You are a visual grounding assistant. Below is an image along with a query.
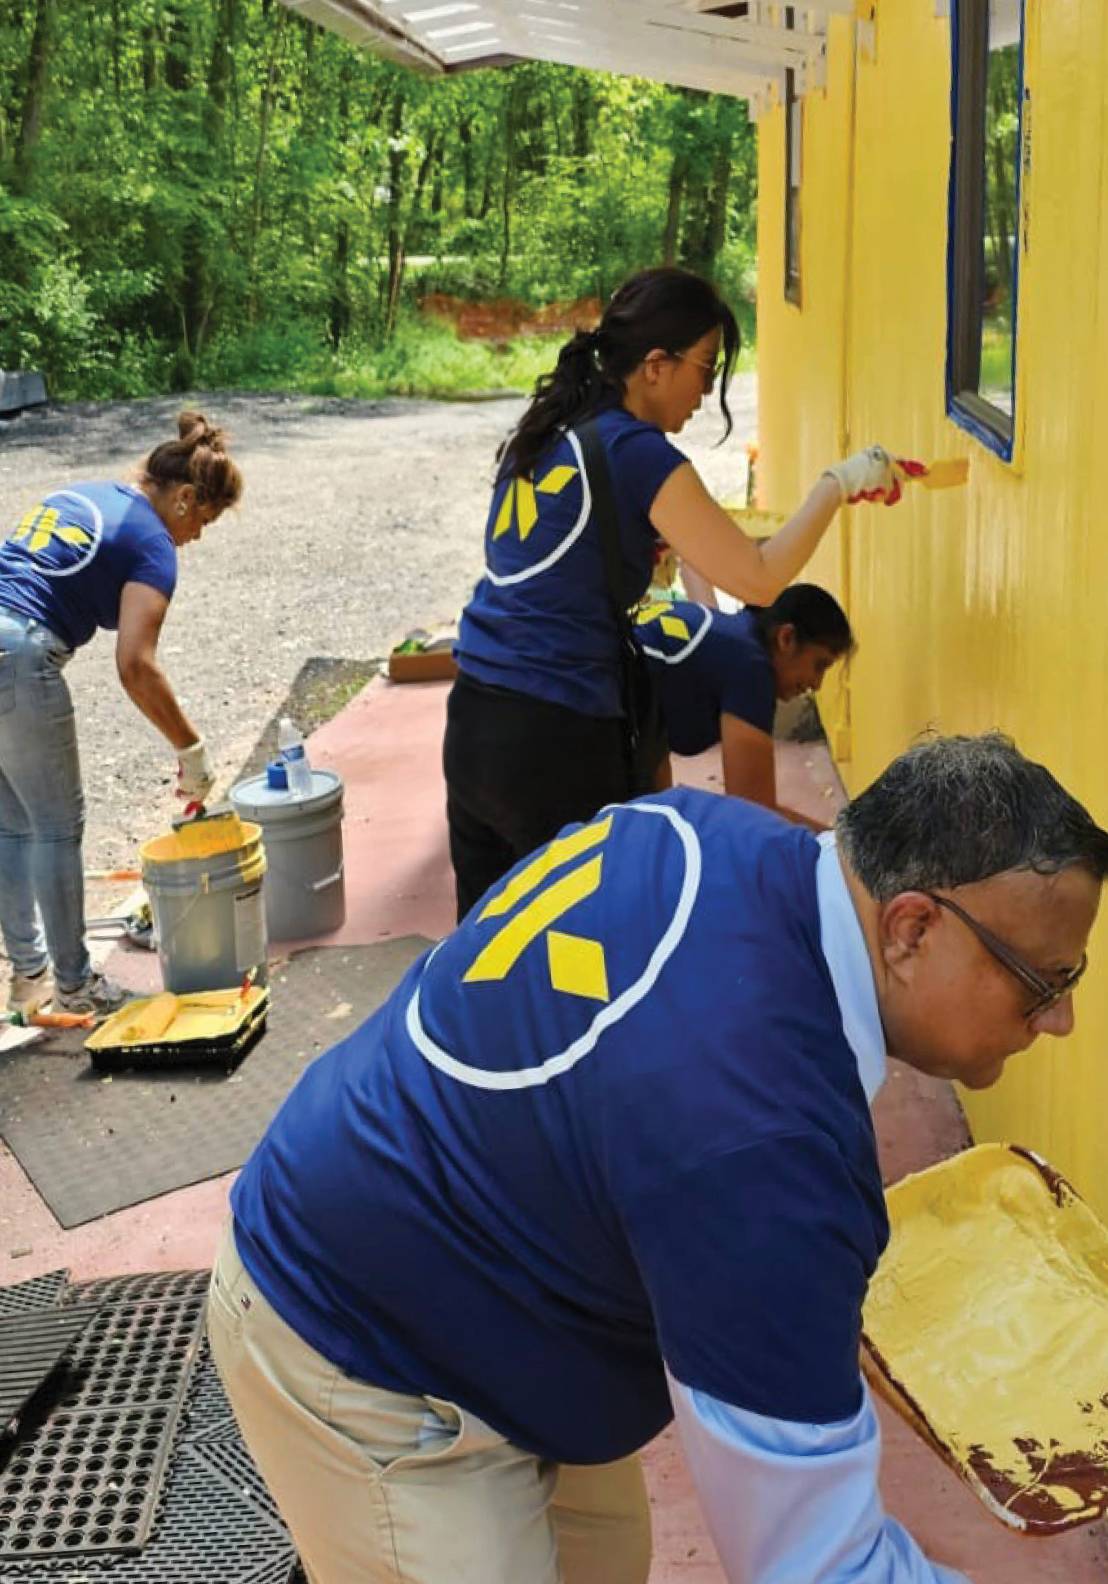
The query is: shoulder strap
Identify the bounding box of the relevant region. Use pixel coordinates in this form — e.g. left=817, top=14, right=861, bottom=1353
left=576, top=418, right=632, bottom=641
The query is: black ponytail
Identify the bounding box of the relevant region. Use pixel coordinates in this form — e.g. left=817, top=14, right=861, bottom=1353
left=747, top=584, right=855, bottom=656
left=498, top=266, right=741, bottom=479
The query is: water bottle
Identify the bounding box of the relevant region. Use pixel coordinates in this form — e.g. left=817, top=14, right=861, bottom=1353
left=276, top=716, right=313, bottom=798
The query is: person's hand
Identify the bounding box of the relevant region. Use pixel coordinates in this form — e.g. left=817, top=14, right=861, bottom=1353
left=823, top=445, right=901, bottom=506
left=177, top=739, right=215, bottom=804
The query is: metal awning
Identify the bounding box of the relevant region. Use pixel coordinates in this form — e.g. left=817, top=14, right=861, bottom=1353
left=279, top=1, right=858, bottom=106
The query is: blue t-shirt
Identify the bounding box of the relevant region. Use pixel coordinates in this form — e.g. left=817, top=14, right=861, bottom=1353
left=455, top=407, right=686, bottom=716
left=634, top=601, right=776, bottom=756
left=0, top=482, right=178, bottom=650
left=232, top=791, right=888, bottom=1465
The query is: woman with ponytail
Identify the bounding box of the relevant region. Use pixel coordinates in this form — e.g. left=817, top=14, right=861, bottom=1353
left=0, top=410, right=242, bottom=1016
left=445, top=266, right=899, bottom=918
left=635, top=583, right=854, bottom=830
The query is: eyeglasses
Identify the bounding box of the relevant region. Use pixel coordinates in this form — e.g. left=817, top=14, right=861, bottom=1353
left=672, top=351, right=722, bottom=393
left=922, top=891, right=1088, bottom=1019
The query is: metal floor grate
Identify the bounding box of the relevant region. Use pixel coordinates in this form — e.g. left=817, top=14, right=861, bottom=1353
left=0, top=1269, right=300, bottom=1583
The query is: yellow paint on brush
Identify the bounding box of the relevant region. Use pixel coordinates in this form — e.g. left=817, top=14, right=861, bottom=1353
left=917, top=457, right=969, bottom=490
left=863, top=1144, right=1108, bottom=1532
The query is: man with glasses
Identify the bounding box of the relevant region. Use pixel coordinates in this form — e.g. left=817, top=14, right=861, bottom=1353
left=210, top=732, right=1106, bottom=1584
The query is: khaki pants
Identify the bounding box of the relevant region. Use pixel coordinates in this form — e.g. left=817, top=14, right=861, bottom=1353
left=208, top=1225, right=652, bottom=1584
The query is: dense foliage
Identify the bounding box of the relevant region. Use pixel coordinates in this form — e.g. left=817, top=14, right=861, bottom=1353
left=0, top=0, right=757, bottom=400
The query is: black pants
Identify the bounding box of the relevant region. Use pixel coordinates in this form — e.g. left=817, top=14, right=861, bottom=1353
left=443, top=673, right=630, bottom=921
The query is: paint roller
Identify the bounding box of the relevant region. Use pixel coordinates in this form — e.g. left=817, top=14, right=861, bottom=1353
left=115, top=991, right=181, bottom=1045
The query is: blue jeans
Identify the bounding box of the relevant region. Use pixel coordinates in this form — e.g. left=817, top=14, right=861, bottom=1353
left=0, top=607, right=91, bottom=989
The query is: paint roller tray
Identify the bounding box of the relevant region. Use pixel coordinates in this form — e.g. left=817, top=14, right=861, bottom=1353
left=85, top=986, right=270, bottom=1072
left=862, top=1142, right=1108, bottom=1534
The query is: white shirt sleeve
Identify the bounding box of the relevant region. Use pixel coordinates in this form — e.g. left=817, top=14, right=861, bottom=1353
left=668, top=1371, right=971, bottom=1583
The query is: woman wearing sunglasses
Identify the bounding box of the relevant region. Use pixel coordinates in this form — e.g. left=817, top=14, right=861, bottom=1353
left=444, top=265, right=901, bottom=919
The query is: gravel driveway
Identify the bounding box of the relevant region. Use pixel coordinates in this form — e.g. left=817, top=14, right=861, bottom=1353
left=0, top=379, right=756, bottom=877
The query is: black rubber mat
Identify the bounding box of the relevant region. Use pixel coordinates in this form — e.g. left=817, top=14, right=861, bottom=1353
left=0, top=1307, right=98, bottom=1434
left=0, top=1268, right=300, bottom=1583
left=0, top=938, right=429, bottom=1229
left=0, top=1272, right=205, bottom=1564
left=0, top=1273, right=68, bottom=1321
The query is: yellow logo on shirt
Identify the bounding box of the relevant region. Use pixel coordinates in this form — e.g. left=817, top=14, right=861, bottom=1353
left=12, top=505, right=93, bottom=556
left=491, top=465, right=578, bottom=544
left=635, top=602, right=690, bottom=642
left=464, top=816, right=611, bottom=1001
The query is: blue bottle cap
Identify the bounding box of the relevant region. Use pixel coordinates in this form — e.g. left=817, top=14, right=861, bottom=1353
left=266, top=759, right=289, bottom=791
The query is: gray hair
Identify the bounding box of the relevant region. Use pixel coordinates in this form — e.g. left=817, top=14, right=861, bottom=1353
left=836, top=733, right=1108, bottom=902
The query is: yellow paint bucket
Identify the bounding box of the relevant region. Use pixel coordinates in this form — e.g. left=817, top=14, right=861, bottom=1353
left=140, top=812, right=268, bottom=993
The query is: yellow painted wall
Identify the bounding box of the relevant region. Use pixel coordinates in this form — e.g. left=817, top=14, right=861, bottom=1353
left=756, top=1, right=1108, bottom=1217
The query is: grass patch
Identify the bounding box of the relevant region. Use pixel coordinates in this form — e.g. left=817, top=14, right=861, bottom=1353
left=199, top=309, right=757, bottom=403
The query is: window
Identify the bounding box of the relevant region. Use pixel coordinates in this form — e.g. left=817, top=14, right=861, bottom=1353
left=947, top=0, right=1026, bottom=457
left=784, top=7, right=801, bottom=304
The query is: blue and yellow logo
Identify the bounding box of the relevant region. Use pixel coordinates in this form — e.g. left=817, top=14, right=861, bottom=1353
left=491, top=464, right=579, bottom=545
left=406, top=802, right=702, bottom=1089
left=484, top=431, right=591, bottom=588
left=7, top=493, right=102, bottom=577
left=464, top=815, right=614, bottom=1002
left=635, top=602, right=692, bottom=643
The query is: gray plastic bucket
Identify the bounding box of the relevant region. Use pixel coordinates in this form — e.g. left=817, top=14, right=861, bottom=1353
left=141, top=822, right=268, bottom=994
left=230, top=769, right=346, bottom=942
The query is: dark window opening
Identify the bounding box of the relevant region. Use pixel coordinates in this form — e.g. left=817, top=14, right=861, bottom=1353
left=948, top=0, right=1025, bottom=457
left=784, top=8, right=801, bottom=304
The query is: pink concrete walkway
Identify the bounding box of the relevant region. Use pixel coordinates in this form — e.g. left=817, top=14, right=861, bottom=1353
left=2, top=676, right=1105, bottom=1580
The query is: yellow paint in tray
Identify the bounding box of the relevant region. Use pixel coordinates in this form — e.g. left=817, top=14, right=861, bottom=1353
left=863, top=1143, right=1108, bottom=1533
left=86, top=986, right=268, bottom=1051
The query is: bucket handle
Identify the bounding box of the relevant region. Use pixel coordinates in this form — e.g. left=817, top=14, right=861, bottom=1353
left=308, top=862, right=344, bottom=893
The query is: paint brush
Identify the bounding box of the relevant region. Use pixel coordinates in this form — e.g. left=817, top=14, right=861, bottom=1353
left=895, top=457, right=970, bottom=490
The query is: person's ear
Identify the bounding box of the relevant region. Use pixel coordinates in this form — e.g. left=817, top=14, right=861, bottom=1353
left=880, top=893, right=936, bottom=983
left=773, top=622, right=798, bottom=657
left=642, top=348, right=669, bottom=385
left=173, top=484, right=196, bottom=518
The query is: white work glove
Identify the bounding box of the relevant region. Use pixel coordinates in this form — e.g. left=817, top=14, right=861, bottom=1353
left=176, top=739, right=215, bottom=805
left=823, top=444, right=900, bottom=505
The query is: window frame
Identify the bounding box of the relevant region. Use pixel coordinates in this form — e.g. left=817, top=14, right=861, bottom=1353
left=783, top=7, right=802, bottom=305
left=946, top=0, right=1027, bottom=460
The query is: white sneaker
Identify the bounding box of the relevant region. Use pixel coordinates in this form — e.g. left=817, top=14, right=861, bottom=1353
left=8, top=967, right=55, bottom=1015
left=56, top=973, right=130, bottom=1017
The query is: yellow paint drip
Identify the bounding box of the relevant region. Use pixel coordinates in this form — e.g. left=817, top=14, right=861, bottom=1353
left=864, top=1144, right=1108, bottom=1531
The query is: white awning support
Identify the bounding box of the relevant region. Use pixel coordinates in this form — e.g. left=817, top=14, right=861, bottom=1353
left=278, top=0, right=846, bottom=105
